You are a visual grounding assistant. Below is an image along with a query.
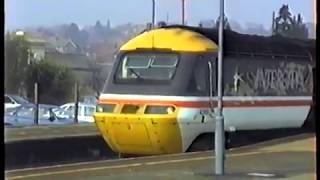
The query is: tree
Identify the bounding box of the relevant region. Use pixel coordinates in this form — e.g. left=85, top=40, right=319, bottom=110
left=63, top=23, right=85, bottom=51
left=78, top=29, right=89, bottom=49
left=215, top=14, right=231, bottom=30
left=106, top=19, right=111, bottom=29
left=64, top=23, right=80, bottom=38
left=5, top=33, right=30, bottom=96
left=95, top=20, right=103, bottom=30
left=272, top=4, right=309, bottom=39
left=5, top=32, right=76, bottom=104
left=87, top=60, right=104, bottom=97
left=25, top=59, right=76, bottom=105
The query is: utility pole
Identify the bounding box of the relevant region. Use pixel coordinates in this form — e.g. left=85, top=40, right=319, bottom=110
left=34, top=83, right=39, bottom=125
left=215, top=0, right=225, bottom=175
left=181, top=0, right=186, bottom=25
left=74, top=82, right=79, bottom=124
left=314, top=0, right=316, bottom=38
left=152, top=0, right=157, bottom=27
left=272, top=11, right=275, bottom=35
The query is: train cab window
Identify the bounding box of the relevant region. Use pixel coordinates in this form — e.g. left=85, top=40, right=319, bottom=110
left=115, top=53, right=179, bottom=82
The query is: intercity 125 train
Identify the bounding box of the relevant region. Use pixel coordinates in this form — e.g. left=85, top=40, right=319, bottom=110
left=93, top=25, right=315, bottom=155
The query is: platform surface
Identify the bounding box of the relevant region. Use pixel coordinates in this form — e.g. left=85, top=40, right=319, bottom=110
left=5, top=133, right=316, bottom=180
left=5, top=124, right=99, bottom=143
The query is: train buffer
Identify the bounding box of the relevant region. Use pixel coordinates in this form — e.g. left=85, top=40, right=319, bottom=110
left=5, top=133, right=315, bottom=180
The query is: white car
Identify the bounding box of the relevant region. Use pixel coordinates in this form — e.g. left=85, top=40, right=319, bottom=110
left=5, top=94, right=31, bottom=110
left=60, top=103, right=96, bottom=123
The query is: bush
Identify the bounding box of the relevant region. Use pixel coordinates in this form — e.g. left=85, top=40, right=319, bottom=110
left=25, top=59, right=76, bottom=105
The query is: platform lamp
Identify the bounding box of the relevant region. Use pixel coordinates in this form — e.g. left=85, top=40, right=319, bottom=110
left=215, top=0, right=225, bottom=175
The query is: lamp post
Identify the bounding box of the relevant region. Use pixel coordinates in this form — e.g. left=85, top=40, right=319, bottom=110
left=215, top=0, right=225, bottom=175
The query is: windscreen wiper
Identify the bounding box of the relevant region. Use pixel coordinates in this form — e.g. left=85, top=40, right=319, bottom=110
left=128, top=68, right=143, bottom=80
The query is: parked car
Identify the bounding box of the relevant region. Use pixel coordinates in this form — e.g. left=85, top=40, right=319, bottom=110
left=82, top=95, right=98, bottom=105
left=4, top=104, right=75, bottom=127
left=4, top=94, right=31, bottom=110
left=60, top=103, right=96, bottom=123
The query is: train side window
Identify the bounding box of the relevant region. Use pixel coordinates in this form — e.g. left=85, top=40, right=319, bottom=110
left=208, top=58, right=217, bottom=95
left=187, top=72, right=197, bottom=93
left=195, top=60, right=209, bottom=94
left=187, top=58, right=210, bottom=95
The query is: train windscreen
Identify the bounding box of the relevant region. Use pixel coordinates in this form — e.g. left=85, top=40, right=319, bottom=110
left=115, top=53, right=179, bottom=82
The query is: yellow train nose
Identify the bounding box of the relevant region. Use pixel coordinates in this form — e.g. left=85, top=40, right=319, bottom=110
left=94, top=111, right=183, bottom=155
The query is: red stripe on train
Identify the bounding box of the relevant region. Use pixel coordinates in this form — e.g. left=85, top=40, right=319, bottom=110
left=98, top=99, right=312, bottom=108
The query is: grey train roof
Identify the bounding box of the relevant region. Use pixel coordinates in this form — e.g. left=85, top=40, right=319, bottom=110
left=160, top=25, right=315, bottom=62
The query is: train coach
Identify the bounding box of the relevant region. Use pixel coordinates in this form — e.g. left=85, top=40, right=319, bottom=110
left=93, top=25, right=315, bottom=155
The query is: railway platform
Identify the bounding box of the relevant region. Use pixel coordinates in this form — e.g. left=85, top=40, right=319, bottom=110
left=5, top=124, right=99, bottom=143
left=5, top=133, right=316, bottom=180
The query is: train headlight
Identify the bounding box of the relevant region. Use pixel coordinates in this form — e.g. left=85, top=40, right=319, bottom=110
left=97, top=106, right=103, bottom=112
left=167, top=106, right=175, bottom=114
left=96, top=104, right=116, bottom=113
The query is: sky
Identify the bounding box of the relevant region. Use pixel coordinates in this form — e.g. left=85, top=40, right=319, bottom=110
left=4, top=0, right=315, bottom=30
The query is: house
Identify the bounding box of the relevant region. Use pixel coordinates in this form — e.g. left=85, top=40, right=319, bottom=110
left=53, top=39, right=82, bottom=54
left=24, top=34, right=50, bottom=61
